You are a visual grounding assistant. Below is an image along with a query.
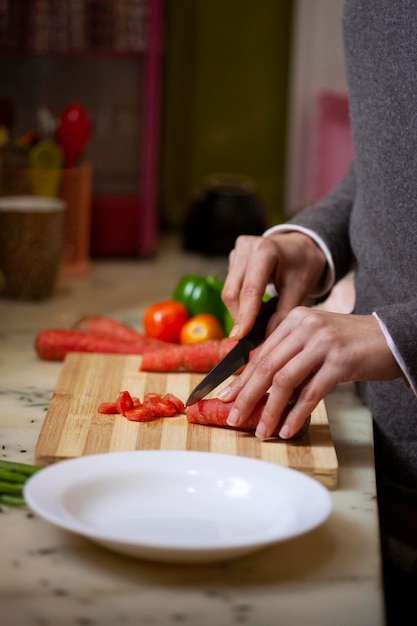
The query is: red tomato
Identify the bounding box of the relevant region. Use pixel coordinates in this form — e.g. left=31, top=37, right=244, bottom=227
left=180, top=313, right=225, bottom=344
left=143, top=300, right=189, bottom=343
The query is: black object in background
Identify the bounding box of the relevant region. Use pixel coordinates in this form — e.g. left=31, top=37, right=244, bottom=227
left=183, top=174, right=267, bottom=257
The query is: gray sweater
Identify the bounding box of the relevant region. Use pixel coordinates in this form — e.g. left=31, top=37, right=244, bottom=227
left=288, top=1, right=417, bottom=491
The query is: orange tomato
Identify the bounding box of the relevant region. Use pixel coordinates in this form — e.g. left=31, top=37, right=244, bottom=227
left=180, top=313, right=225, bottom=344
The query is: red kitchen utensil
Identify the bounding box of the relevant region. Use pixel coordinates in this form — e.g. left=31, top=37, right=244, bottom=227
left=56, top=103, right=90, bottom=168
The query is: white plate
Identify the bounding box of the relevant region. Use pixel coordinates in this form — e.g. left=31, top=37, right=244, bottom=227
left=24, top=450, right=333, bottom=564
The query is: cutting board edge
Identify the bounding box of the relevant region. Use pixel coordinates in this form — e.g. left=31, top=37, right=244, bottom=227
left=34, top=450, right=339, bottom=490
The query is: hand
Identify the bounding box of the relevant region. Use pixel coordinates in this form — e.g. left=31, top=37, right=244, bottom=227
left=221, top=232, right=328, bottom=340
left=217, top=308, right=402, bottom=439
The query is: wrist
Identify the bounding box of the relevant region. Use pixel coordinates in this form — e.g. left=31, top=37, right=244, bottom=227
left=264, top=225, right=335, bottom=298
left=267, top=230, right=329, bottom=298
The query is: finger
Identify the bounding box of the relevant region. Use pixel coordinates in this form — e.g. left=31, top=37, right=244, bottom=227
left=248, top=332, right=330, bottom=439
left=216, top=375, right=244, bottom=403
left=273, top=280, right=308, bottom=323
left=222, top=246, right=249, bottom=310
left=252, top=356, right=315, bottom=439
left=223, top=238, right=280, bottom=338
left=277, top=362, right=341, bottom=439
left=253, top=383, right=295, bottom=440
left=220, top=307, right=321, bottom=427
left=217, top=333, right=288, bottom=405
left=224, top=330, right=304, bottom=428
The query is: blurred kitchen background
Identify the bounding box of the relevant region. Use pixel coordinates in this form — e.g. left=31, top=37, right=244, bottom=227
left=0, top=0, right=352, bottom=268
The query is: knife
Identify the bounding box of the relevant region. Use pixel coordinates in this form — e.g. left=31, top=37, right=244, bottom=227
left=186, top=296, right=279, bottom=406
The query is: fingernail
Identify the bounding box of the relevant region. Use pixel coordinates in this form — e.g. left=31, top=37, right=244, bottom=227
left=217, top=386, right=232, bottom=401
left=255, top=422, right=267, bottom=440
left=279, top=424, right=291, bottom=439
left=229, top=324, right=240, bottom=339
left=226, top=407, right=240, bottom=426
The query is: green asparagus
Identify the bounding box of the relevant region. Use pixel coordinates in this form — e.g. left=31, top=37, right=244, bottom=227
left=0, top=460, right=40, bottom=476
left=0, top=460, right=40, bottom=507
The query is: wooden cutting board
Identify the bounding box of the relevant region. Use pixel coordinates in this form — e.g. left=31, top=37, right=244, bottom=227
left=35, top=353, right=338, bottom=488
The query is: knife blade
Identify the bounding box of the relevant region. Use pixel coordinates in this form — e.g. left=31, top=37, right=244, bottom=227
left=186, top=296, right=278, bottom=406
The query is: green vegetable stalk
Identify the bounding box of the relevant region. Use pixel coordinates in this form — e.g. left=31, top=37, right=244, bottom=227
left=0, top=460, right=40, bottom=507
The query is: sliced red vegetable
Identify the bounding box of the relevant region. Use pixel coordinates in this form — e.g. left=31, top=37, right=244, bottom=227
left=186, top=396, right=310, bottom=439
left=143, top=393, right=161, bottom=403
left=163, top=393, right=185, bottom=413
left=35, top=329, right=175, bottom=361
left=97, top=401, right=118, bottom=414
left=139, top=338, right=237, bottom=372
left=151, top=400, right=178, bottom=417
left=97, top=391, right=186, bottom=422
left=125, top=407, right=155, bottom=422
left=186, top=395, right=273, bottom=432
left=142, top=393, right=178, bottom=417
left=115, top=390, right=134, bottom=416
left=74, top=315, right=170, bottom=348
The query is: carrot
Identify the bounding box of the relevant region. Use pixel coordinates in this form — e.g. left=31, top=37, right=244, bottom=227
left=186, top=395, right=275, bottom=432
left=186, top=396, right=311, bottom=439
left=73, top=315, right=168, bottom=347
left=97, top=391, right=185, bottom=422
left=125, top=407, right=155, bottom=422
left=115, top=390, right=134, bottom=416
left=98, top=401, right=118, bottom=414
left=139, top=338, right=237, bottom=372
left=35, top=329, right=171, bottom=361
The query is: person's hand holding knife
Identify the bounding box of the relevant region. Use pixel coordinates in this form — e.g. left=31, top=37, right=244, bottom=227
left=217, top=233, right=401, bottom=440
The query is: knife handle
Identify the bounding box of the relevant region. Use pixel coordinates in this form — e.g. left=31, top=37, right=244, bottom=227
left=243, top=296, right=279, bottom=349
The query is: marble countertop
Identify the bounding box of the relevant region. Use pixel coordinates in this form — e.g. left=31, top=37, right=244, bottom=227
left=0, top=235, right=385, bottom=626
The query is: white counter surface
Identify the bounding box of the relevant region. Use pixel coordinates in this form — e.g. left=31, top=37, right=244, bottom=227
left=0, top=236, right=385, bottom=626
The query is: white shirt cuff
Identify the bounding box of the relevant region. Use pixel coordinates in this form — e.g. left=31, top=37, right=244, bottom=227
left=263, top=224, right=336, bottom=298
left=372, top=312, right=417, bottom=395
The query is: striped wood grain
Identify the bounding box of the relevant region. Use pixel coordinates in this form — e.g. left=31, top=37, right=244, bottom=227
left=35, top=353, right=338, bottom=488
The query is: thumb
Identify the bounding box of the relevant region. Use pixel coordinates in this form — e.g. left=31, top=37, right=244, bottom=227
left=269, top=281, right=307, bottom=329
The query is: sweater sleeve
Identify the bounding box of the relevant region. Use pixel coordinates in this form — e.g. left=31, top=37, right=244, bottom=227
left=286, top=162, right=356, bottom=285
left=374, top=304, right=417, bottom=395
left=279, top=164, right=417, bottom=392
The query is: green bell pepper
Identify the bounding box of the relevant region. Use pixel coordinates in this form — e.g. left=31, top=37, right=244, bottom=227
left=172, top=273, right=272, bottom=335
left=206, top=275, right=272, bottom=334
left=172, top=273, right=229, bottom=329
left=205, top=275, right=234, bottom=334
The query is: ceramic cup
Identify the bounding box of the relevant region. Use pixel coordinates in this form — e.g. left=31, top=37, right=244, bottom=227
left=0, top=196, right=65, bottom=300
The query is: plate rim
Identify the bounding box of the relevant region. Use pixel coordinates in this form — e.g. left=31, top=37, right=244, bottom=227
left=24, top=450, right=333, bottom=559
